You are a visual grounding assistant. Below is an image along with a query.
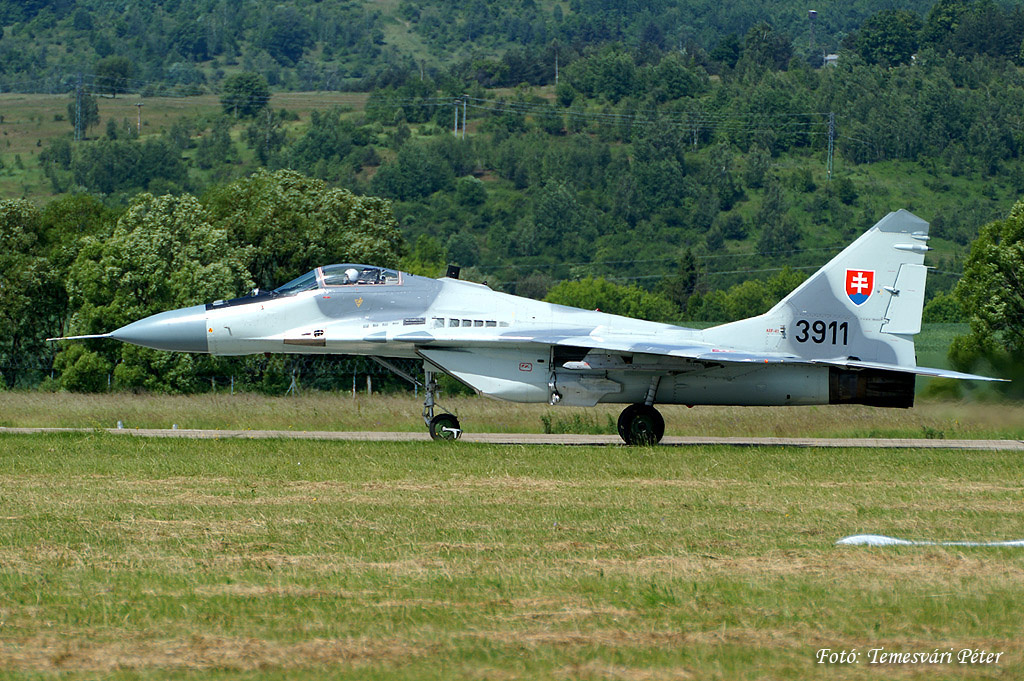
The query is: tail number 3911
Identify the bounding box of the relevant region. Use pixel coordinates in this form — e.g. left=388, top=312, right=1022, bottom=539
left=795, top=319, right=848, bottom=345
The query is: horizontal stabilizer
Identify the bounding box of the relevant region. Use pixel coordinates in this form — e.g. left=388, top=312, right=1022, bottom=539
left=428, top=331, right=1006, bottom=382
left=811, top=358, right=1007, bottom=382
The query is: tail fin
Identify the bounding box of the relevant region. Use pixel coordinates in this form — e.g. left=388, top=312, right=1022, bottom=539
left=706, top=210, right=930, bottom=367
left=768, top=209, right=929, bottom=366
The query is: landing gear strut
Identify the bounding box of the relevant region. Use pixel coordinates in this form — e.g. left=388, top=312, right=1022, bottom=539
left=423, top=369, right=461, bottom=440
left=369, top=357, right=462, bottom=441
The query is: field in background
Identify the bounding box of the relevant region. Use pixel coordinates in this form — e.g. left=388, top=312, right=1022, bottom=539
left=1, top=391, right=1023, bottom=440
left=0, top=91, right=369, bottom=199
left=0, top=433, right=1021, bottom=679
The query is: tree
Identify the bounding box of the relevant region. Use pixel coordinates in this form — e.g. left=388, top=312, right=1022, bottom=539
left=244, top=108, right=287, bottom=165
left=853, top=10, right=922, bottom=67
left=650, top=52, right=709, bottom=102
left=284, top=107, right=370, bottom=179
left=754, top=179, right=800, bottom=253
left=545, top=277, right=677, bottom=322
left=400, top=234, right=447, bottom=276
left=195, top=116, right=238, bottom=169
left=743, top=146, right=771, bottom=189
left=220, top=72, right=270, bottom=118
left=94, top=56, right=135, bottom=97
left=739, top=22, right=793, bottom=72
left=690, top=268, right=806, bottom=322
left=951, top=0, right=1024, bottom=60
left=657, top=248, right=700, bottom=312
left=62, top=193, right=254, bottom=392
left=920, top=0, right=971, bottom=50
left=709, top=34, right=741, bottom=70
left=204, top=169, right=406, bottom=290
left=171, top=21, right=210, bottom=61
left=0, top=199, right=65, bottom=387
left=526, top=180, right=592, bottom=258
left=69, top=138, right=187, bottom=195
left=257, top=6, right=313, bottom=66
left=371, top=141, right=455, bottom=201
left=563, top=45, right=640, bottom=103
left=950, top=199, right=1024, bottom=388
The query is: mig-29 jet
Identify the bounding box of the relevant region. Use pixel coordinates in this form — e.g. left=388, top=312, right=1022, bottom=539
left=52, top=210, right=1002, bottom=444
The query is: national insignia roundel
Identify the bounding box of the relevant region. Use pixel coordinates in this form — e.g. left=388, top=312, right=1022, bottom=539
left=845, top=269, right=874, bottom=306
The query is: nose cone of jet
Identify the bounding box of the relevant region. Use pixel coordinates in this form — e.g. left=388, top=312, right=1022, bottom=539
left=110, top=304, right=209, bottom=353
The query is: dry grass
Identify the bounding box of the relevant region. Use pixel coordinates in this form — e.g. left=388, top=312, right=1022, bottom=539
left=0, top=433, right=1022, bottom=679
left=1, top=390, right=1022, bottom=439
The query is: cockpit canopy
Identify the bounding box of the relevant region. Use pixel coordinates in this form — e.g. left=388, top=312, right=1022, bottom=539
left=208, top=265, right=403, bottom=311
left=273, top=265, right=401, bottom=296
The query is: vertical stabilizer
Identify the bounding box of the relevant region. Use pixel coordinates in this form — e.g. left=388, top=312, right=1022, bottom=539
left=704, top=210, right=931, bottom=367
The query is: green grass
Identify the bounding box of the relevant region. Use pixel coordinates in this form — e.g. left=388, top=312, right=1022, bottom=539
left=3, top=390, right=1024, bottom=439
left=0, top=433, right=1022, bottom=679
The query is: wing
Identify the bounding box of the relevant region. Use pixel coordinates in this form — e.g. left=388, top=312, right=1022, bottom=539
left=435, top=329, right=1006, bottom=383
left=309, top=322, right=1004, bottom=384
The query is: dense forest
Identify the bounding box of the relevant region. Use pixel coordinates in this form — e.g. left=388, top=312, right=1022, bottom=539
left=2, top=0, right=1024, bottom=393
left=0, top=0, right=952, bottom=92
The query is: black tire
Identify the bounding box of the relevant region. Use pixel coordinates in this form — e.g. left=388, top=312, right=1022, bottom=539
left=429, top=413, right=462, bottom=440
left=617, top=403, right=665, bottom=445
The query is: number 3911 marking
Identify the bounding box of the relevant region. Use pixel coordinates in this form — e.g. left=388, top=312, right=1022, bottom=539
left=795, top=319, right=849, bottom=345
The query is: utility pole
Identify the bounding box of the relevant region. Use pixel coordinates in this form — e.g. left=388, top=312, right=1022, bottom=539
left=808, top=10, right=817, bottom=54
left=827, top=111, right=835, bottom=182
left=135, top=102, right=143, bottom=134
left=74, top=73, right=84, bottom=141
left=455, top=96, right=467, bottom=138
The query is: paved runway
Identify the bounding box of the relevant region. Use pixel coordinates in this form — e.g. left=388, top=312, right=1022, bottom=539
left=2, top=427, right=1022, bottom=450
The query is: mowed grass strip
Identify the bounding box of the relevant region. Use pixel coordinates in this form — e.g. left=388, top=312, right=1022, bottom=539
left=0, top=433, right=1022, bottom=679
left=2, top=392, right=1024, bottom=440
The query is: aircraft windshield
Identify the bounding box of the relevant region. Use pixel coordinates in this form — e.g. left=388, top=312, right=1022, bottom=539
left=273, top=270, right=319, bottom=296
left=321, top=265, right=400, bottom=286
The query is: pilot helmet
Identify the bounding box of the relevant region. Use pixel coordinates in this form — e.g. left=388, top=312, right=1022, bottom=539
left=345, top=268, right=360, bottom=283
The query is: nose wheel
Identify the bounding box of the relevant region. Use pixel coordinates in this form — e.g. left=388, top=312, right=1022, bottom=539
left=617, top=403, right=665, bottom=445
left=423, top=368, right=462, bottom=440
left=429, top=413, right=462, bottom=440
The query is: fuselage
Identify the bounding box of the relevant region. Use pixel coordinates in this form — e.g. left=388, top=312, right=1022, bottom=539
left=108, top=266, right=841, bottom=408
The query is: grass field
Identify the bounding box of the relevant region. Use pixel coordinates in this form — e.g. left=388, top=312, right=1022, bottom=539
left=0, top=91, right=369, bottom=200
left=0, top=432, right=1022, bottom=679
left=2, top=391, right=1024, bottom=440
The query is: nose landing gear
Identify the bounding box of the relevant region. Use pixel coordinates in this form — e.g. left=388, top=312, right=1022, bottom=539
left=423, top=369, right=461, bottom=440
left=369, top=357, right=462, bottom=440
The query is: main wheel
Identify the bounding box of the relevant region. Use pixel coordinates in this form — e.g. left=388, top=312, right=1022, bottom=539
left=617, top=403, right=665, bottom=445
left=429, top=413, right=462, bottom=440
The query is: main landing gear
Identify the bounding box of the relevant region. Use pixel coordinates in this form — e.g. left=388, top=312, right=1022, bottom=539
left=423, top=369, right=461, bottom=440
left=616, top=376, right=665, bottom=445
left=617, top=403, right=665, bottom=445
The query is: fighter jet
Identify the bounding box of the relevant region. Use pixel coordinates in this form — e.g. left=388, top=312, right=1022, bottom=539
left=52, top=210, right=1003, bottom=444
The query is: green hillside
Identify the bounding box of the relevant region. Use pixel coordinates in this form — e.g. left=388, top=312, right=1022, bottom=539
left=2, top=0, right=1024, bottom=391
left=0, top=0, right=944, bottom=92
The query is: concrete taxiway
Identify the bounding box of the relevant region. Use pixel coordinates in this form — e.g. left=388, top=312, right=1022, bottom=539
left=1, top=427, right=1022, bottom=449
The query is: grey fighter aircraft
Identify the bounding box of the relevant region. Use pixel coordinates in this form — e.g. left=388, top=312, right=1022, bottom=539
left=52, top=210, right=1002, bottom=444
